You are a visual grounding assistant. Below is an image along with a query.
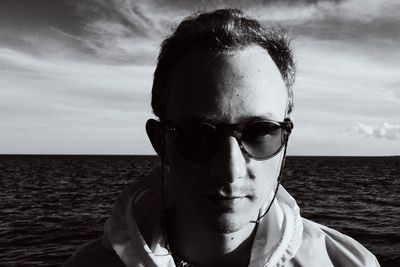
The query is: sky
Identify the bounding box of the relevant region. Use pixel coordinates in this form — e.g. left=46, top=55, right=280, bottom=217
left=1, top=0, right=399, bottom=156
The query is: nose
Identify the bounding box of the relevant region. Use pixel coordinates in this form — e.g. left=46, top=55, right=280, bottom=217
left=209, top=136, right=247, bottom=183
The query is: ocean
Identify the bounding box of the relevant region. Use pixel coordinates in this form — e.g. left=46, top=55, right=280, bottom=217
left=1, top=155, right=399, bottom=266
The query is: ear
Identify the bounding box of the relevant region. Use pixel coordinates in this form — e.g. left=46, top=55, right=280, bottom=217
left=146, top=119, right=165, bottom=157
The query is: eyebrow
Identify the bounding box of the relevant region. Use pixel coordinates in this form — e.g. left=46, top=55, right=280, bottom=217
left=177, top=113, right=277, bottom=124
left=237, top=114, right=277, bottom=122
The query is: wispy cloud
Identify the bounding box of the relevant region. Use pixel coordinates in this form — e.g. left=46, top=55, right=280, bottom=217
left=78, top=0, right=400, bottom=63
left=353, top=122, right=400, bottom=140
left=0, top=0, right=399, bottom=154
left=294, top=37, right=400, bottom=122
left=248, top=0, right=400, bottom=41
left=2, top=0, right=399, bottom=61
left=73, top=0, right=163, bottom=63
left=0, top=47, right=154, bottom=153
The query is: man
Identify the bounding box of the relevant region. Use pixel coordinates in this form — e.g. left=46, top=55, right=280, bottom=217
left=64, top=9, right=380, bottom=267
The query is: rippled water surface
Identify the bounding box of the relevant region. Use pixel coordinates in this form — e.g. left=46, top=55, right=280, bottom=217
left=1, top=155, right=399, bottom=266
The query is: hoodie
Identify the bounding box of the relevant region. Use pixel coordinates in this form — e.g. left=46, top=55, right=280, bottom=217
left=64, top=169, right=380, bottom=267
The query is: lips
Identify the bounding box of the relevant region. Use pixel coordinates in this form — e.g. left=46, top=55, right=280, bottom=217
left=205, top=194, right=247, bottom=209
left=201, top=184, right=253, bottom=209
left=208, top=195, right=246, bottom=200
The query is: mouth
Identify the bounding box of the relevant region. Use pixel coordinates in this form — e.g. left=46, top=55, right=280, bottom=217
left=205, top=195, right=247, bottom=209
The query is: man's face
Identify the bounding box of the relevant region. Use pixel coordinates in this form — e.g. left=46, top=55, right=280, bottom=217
left=164, top=45, right=288, bottom=233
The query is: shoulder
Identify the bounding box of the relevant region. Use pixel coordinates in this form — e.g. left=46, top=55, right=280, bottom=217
left=62, top=239, right=124, bottom=267
left=290, top=218, right=380, bottom=267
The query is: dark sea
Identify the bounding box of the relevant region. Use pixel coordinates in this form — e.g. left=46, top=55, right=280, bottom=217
left=1, top=155, right=399, bottom=266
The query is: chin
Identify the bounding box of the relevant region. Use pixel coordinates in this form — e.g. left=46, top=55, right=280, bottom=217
left=203, top=214, right=250, bottom=234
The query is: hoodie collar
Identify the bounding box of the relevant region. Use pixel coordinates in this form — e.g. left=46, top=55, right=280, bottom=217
left=103, top=172, right=303, bottom=267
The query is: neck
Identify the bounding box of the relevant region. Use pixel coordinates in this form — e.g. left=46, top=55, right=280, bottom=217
left=166, top=208, right=258, bottom=267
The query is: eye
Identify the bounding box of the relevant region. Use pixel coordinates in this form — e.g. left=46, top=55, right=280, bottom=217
left=177, top=123, right=216, bottom=146
left=174, top=123, right=219, bottom=161
left=242, top=122, right=280, bottom=143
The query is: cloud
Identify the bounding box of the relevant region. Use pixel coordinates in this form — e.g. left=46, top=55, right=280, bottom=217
left=293, top=35, right=400, bottom=127
left=353, top=122, right=400, bottom=140
left=0, top=46, right=155, bottom=154
left=248, top=0, right=400, bottom=41
left=0, top=47, right=154, bottom=131
left=0, top=0, right=161, bottom=63
left=2, top=0, right=399, bottom=63
left=1, top=0, right=399, bottom=154
left=44, top=0, right=399, bottom=63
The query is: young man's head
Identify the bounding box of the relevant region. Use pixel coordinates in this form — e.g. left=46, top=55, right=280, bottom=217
left=147, top=9, right=295, bottom=234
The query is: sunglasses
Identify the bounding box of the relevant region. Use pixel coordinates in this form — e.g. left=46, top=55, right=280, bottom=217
left=163, top=118, right=293, bottom=162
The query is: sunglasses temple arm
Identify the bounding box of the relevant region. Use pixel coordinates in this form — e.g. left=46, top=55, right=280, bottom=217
left=249, top=137, right=289, bottom=224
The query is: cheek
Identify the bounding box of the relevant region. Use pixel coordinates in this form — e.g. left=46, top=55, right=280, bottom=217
left=165, top=138, right=205, bottom=192
left=250, top=155, right=282, bottom=201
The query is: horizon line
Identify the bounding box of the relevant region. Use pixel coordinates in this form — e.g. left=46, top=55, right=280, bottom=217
left=0, top=154, right=399, bottom=157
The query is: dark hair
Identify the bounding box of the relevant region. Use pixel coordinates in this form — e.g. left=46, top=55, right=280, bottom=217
left=151, top=8, right=295, bottom=120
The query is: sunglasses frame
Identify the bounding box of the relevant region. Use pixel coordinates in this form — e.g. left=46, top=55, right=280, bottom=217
left=163, top=118, right=294, bottom=161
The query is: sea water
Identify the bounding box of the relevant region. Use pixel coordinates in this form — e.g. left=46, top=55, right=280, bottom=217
left=1, top=155, right=399, bottom=266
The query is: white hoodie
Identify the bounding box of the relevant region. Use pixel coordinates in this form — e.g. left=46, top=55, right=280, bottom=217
left=66, top=169, right=380, bottom=267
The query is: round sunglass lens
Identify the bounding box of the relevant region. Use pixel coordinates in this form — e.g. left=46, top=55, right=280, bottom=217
left=175, top=123, right=218, bottom=162
left=242, top=122, right=283, bottom=159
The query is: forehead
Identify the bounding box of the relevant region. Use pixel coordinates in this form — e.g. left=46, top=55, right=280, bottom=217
left=165, top=45, right=288, bottom=123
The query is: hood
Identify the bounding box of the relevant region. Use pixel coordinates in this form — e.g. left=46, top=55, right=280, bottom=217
left=102, top=168, right=303, bottom=267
